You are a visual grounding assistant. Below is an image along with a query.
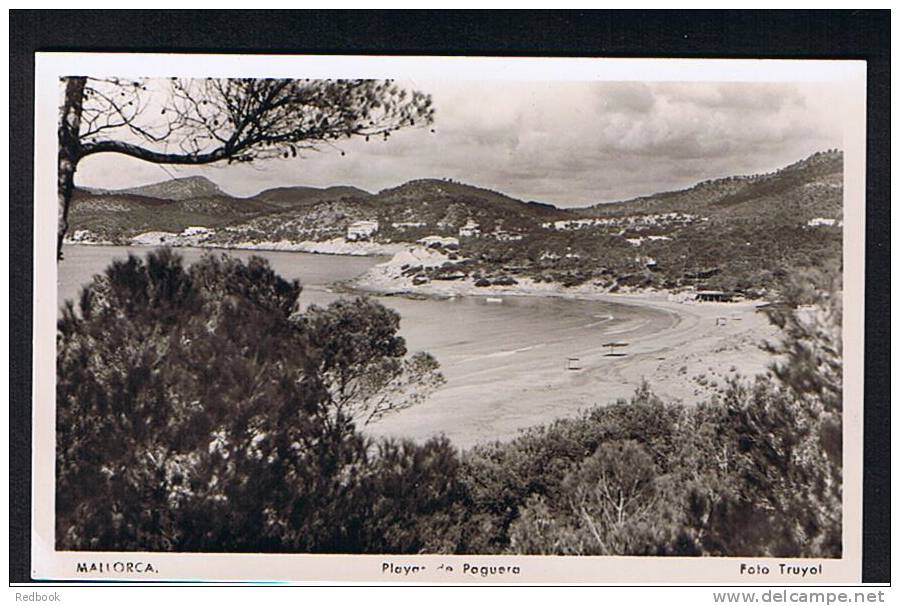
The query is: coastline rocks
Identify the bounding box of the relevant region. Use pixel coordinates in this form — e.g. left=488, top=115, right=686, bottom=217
left=215, top=237, right=405, bottom=257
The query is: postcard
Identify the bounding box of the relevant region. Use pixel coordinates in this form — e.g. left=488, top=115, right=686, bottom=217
left=31, top=52, right=866, bottom=583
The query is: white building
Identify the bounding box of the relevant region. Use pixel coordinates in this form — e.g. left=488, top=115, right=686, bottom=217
left=347, top=220, right=379, bottom=241
left=492, top=230, right=523, bottom=242
left=807, top=217, right=842, bottom=228
left=417, top=235, right=459, bottom=249
left=181, top=226, right=214, bottom=238
left=69, top=229, right=94, bottom=242
left=459, top=219, right=481, bottom=238
left=542, top=213, right=701, bottom=232
left=391, top=221, right=427, bottom=230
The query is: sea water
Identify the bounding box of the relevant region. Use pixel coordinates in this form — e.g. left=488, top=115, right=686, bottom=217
left=58, top=245, right=658, bottom=446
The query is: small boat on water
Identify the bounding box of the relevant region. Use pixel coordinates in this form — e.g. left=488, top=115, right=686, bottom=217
left=485, top=297, right=503, bottom=304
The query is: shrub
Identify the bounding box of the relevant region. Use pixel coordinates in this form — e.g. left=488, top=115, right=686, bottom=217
left=683, top=375, right=842, bottom=557
left=56, top=250, right=843, bottom=558
left=303, top=297, right=445, bottom=427
left=56, top=249, right=455, bottom=553
left=460, top=384, right=683, bottom=552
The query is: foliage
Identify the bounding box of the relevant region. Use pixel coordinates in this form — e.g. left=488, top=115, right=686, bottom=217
left=58, top=76, right=434, bottom=257
left=509, top=440, right=688, bottom=555
left=57, top=252, right=842, bottom=557
left=56, top=250, right=456, bottom=552
left=459, top=384, right=685, bottom=552
left=356, top=437, right=470, bottom=554
left=75, top=77, right=434, bottom=164
left=303, top=297, right=445, bottom=426
left=458, top=271, right=844, bottom=557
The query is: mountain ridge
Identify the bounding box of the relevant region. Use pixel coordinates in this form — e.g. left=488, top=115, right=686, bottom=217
left=67, top=150, right=844, bottom=297
left=585, top=149, right=843, bottom=218
left=116, top=176, right=228, bottom=201
left=76, top=149, right=843, bottom=217
left=70, top=150, right=844, bottom=241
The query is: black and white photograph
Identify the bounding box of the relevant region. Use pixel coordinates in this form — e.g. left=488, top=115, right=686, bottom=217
left=27, top=52, right=869, bottom=584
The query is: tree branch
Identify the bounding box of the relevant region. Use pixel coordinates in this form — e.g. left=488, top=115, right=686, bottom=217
left=79, top=139, right=232, bottom=165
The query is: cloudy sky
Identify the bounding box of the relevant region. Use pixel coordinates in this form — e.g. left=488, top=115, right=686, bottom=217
left=76, top=80, right=848, bottom=208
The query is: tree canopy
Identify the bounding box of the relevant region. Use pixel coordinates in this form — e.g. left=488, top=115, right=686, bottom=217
left=56, top=251, right=842, bottom=557
left=56, top=250, right=450, bottom=552
left=57, top=77, right=434, bottom=258
left=74, top=77, right=434, bottom=165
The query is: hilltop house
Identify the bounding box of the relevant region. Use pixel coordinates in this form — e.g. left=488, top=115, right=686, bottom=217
left=346, top=220, right=379, bottom=241
left=459, top=219, right=481, bottom=238
left=635, top=255, right=658, bottom=270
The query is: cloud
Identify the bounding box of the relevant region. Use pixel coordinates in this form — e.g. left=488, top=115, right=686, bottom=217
left=594, top=82, right=657, bottom=114
left=76, top=79, right=847, bottom=207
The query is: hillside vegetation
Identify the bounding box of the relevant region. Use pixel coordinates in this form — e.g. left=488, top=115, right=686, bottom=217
left=69, top=150, right=844, bottom=298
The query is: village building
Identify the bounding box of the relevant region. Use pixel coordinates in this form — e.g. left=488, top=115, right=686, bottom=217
left=694, top=290, right=733, bottom=303
left=434, top=270, right=467, bottom=281
left=458, top=219, right=481, bottom=238
left=181, top=226, right=215, bottom=238
left=806, top=217, right=843, bottom=228
left=417, top=235, right=460, bottom=249
left=69, top=229, right=94, bottom=242
left=346, top=220, right=379, bottom=241
left=492, top=230, right=523, bottom=241
left=635, top=255, right=657, bottom=269
left=391, top=221, right=427, bottom=230
left=542, top=213, right=703, bottom=232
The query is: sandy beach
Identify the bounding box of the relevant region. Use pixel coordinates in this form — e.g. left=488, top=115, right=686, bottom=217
left=60, top=244, right=781, bottom=451
left=355, top=251, right=781, bottom=449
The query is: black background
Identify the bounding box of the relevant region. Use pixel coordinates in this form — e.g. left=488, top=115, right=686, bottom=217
left=9, top=9, right=890, bottom=584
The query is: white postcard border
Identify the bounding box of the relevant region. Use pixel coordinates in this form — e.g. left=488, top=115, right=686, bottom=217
left=31, top=53, right=867, bottom=584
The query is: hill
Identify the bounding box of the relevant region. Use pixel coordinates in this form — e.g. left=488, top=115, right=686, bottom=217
left=250, top=185, right=373, bottom=209
left=69, top=182, right=370, bottom=240
left=118, top=176, right=228, bottom=201
left=69, top=188, right=279, bottom=238
left=67, top=151, right=844, bottom=297
left=70, top=176, right=571, bottom=244
left=584, top=149, right=843, bottom=222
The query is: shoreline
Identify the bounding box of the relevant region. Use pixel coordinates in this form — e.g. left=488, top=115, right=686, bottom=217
left=355, top=252, right=778, bottom=448
left=345, top=247, right=764, bottom=308
left=66, top=239, right=765, bottom=310
left=64, top=237, right=404, bottom=258
left=62, top=241, right=780, bottom=449
left=364, top=284, right=778, bottom=449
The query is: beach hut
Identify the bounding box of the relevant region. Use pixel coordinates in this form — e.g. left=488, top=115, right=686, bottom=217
left=695, top=290, right=733, bottom=303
